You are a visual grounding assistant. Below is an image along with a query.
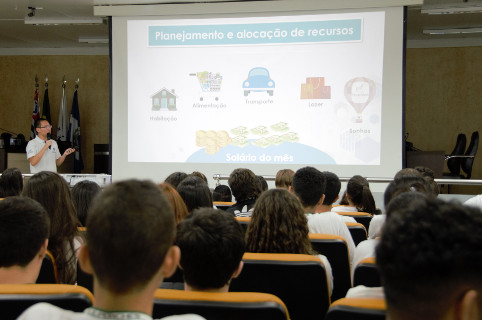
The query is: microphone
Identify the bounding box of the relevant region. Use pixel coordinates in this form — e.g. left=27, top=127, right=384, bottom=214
left=47, top=133, right=51, bottom=149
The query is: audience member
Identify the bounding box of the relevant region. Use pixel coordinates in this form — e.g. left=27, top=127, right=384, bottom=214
left=414, top=166, right=440, bottom=196
left=245, top=188, right=333, bottom=294
left=165, top=171, right=188, bottom=189
left=334, top=175, right=380, bottom=215
left=257, top=175, right=268, bottom=193
left=226, top=168, right=261, bottom=216
left=212, top=184, right=232, bottom=202
left=274, top=169, right=295, bottom=190
left=190, top=171, right=208, bottom=184
left=177, top=176, right=213, bottom=213
left=0, top=196, right=49, bottom=284
left=71, top=180, right=102, bottom=226
left=20, top=179, right=204, bottom=320
left=177, top=208, right=245, bottom=292
left=159, top=182, right=189, bottom=225
left=0, top=167, right=23, bottom=197
left=376, top=197, right=482, bottom=320
left=291, top=167, right=355, bottom=263
left=22, top=171, right=82, bottom=284
left=319, top=171, right=356, bottom=222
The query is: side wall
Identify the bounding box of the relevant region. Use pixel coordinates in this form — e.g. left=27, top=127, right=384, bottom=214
left=0, top=47, right=480, bottom=193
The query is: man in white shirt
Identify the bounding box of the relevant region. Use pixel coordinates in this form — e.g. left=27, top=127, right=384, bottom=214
left=26, top=119, right=74, bottom=173
left=290, top=167, right=356, bottom=263
left=19, top=180, right=204, bottom=320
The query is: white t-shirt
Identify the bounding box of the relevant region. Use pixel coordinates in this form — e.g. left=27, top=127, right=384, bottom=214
left=18, top=303, right=206, bottom=320
left=316, top=254, right=334, bottom=297
left=306, top=212, right=356, bottom=264
left=464, top=194, right=482, bottom=210
left=368, top=215, right=386, bottom=239
left=26, top=136, right=61, bottom=173
left=351, top=239, right=379, bottom=280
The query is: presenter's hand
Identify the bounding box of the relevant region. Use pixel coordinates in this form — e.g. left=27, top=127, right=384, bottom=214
left=63, top=148, right=75, bottom=156
left=45, top=140, right=53, bottom=148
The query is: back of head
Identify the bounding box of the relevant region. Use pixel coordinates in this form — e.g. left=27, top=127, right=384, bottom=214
left=322, top=171, right=341, bottom=206
left=212, top=185, right=232, bottom=202
left=346, top=175, right=377, bottom=214
left=177, top=176, right=213, bottom=212
left=159, top=182, right=189, bottom=224
left=177, top=208, right=245, bottom=290
left=86, top=179, right=176, bottom=294
left=0, top=196, right=50, bottom=268
left=246, top=188, right=313, bottom=254
left=384, top=169, right=432, bottom=207
left=0, top=168, right=24, bottom=197
left=71, top=180, right=102, bottom=226
left=292, top=166, right=326, bottom=208
left=257, top=175, right=268, bottom=193
left=190, top=171, right=208, bottom=184
left=275, top=169, right=295, bottom=189
left=165, top=171, right=188, bottom=189
left=228, top=168, right=260, bottom=202
left=376, top=196, right=482, bottom=320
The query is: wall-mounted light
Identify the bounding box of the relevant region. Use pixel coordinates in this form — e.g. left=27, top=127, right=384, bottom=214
left=423, top=27, right=482, bottom=34
left=24, top=16, right=104, bottom=25
left=78, top=36, right=109, bottom=44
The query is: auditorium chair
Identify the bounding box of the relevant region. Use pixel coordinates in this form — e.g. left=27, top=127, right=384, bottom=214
left=230, top=253, right=330, bottom=320
left=309, top=233, right=351, bottom=302
left=461, top=131, right=479, bottom=179
left=0, top=284, right=94, bottom=320
left=345, top=222, right=368, bottom=246
left=325, top=297, right=386, bottom=320
left=153, top=289, right=289, bottom=320
left=353, top=257, right=381, bottom=288
left=335, top=211, right=373, bottom=230
left=213, top=201, right=235, bottom=211
left=443, top=133, right=467, bottom=177
left=36, top=250, right=58, bottom=284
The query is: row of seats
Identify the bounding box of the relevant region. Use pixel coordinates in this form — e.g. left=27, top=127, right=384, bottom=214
left=0, top=284, right=385, bottom=320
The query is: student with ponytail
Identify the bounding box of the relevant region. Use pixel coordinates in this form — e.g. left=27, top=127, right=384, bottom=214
left=334, top=175, right=380, bottom=215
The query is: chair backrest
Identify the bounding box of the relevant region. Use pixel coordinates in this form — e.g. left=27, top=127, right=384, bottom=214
left=230, top=252, right=330, bottom=320
left=0, top=284, right=94, bottom=320
left=213, top=201, right=235, bottom=211
left=462, top=131, right=479, bottom=179
left=153, top=289, right=289, bottom=320
left=36, top=250, right=58, bottom=284
left=335, top=212, right=373, bottom=230
left=345, top=222, right=368, bottom=246
left=447, top=133, right=467, bottom=176
left=309, top=234, right=351, bottom=302
left=353, top=257, right=381, bottom=287
left=325, top=297, right=386, bottom=320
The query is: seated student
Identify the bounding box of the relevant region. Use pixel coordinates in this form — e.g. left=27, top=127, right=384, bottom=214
left=159, top=182, right=189, bottom=225
left=376, top=197, right=482, bottom=320
left=176, top=208, right=245, bottom=292
left=245, top=188, right=333, bottom=295
left=291, top=167, right=355, bottom=264
left=0, top=167, right=23, bottom=198
left=71, top=180, right=101, bottom=227
left=226, top=168, right=261, bottom=217
left=19, top=179, right=204, bottom=320
left=320, top=171, right=356, bottom=222
left=333, top=175, right=380, bottom=215
left=165, top=171, right=188, bottom=189
left=177, top=176, right=213, bottom=213
left=212, top=185, right=232, bottom=202
left=275, top=169, right=295, bottom=190
left=257, top=175, right=268, bottom=193
left=0, top=196, right=49, bottom=284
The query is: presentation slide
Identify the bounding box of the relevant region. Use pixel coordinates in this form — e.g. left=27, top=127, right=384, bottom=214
left=127, top=11, right=385, bottom=166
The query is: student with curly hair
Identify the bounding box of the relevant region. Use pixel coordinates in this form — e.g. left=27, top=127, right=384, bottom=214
left=226, top=168, right=261, bottom=216
left=245, top=188, right=333, bottom=294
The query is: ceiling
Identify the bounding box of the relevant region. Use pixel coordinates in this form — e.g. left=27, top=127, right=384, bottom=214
left=0, top=0, right=481, bottom=54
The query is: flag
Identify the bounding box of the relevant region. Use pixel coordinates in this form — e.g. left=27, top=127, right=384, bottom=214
left=30, top=87, right=40, bottom=140
left=57, top=84, right=68, bottom=141
left=68, top=89, right=84, bottom=173
left=41, top=87, right=51, bottom=124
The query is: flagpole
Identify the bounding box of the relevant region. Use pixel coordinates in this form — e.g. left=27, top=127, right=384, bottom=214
left=29, top=75, right=40, bottom=140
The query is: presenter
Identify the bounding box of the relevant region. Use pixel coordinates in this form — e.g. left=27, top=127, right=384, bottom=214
left=26, top=119, right=75, bottom=173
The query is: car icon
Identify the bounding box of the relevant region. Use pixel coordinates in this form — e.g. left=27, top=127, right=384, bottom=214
left=243, top=67, right=275, bottom=96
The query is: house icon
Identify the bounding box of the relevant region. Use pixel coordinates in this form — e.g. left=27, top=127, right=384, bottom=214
left=151, top=88, right=177, bottom=111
